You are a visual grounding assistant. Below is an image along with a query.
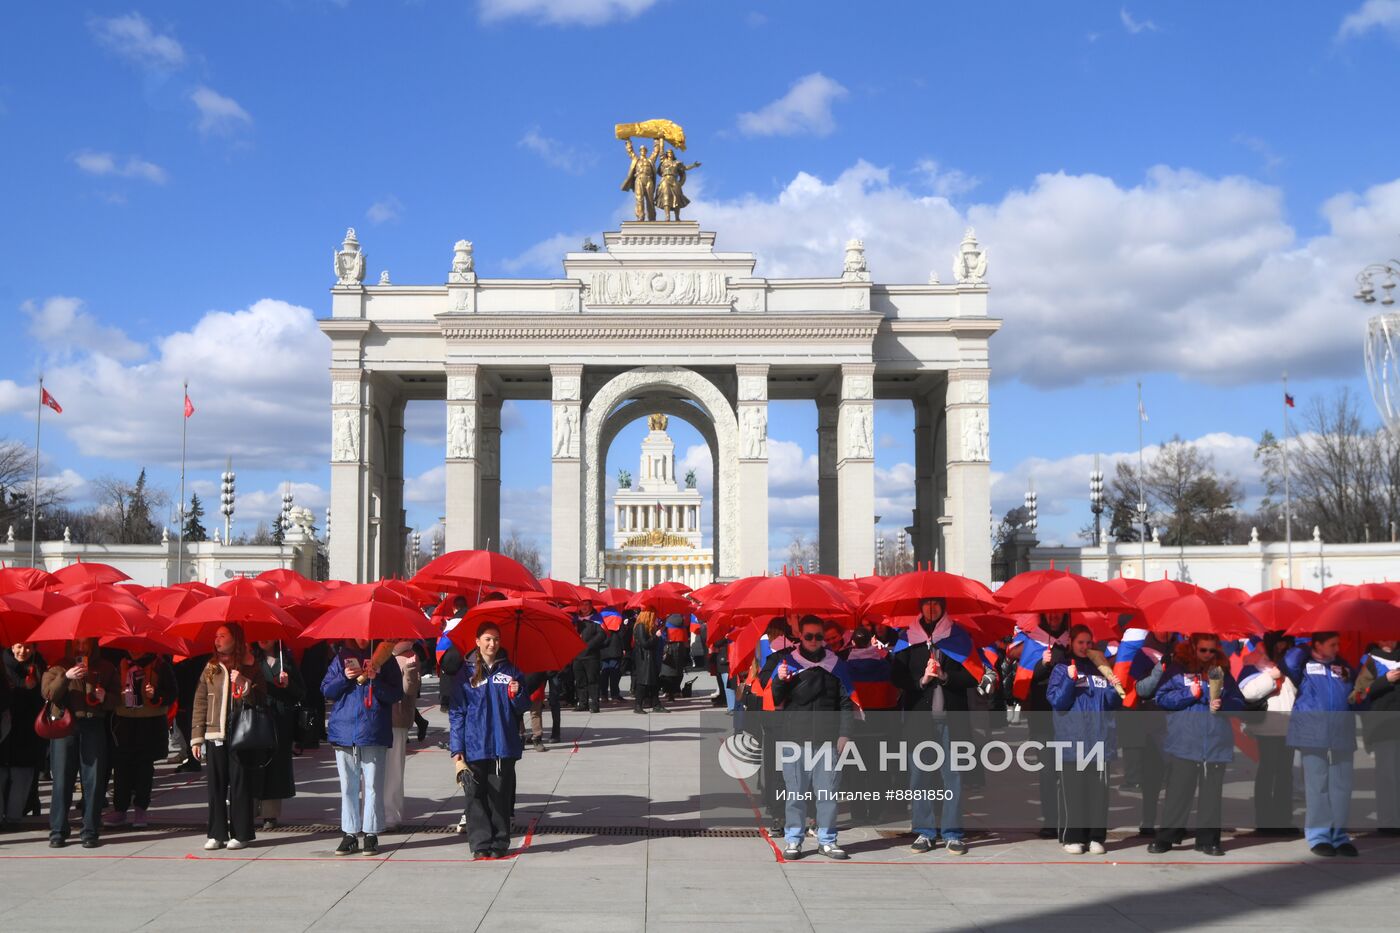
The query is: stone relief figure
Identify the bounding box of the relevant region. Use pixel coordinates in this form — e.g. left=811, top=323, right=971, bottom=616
left=842, top=239, right=870, bottom=281
left=847, top=405, right=873, bottom=459
left=450, top=239, right=474, bottom=281
left=961, top=408, right=989, bottom=462
left=332, top=409, right=360, bottom=461
left=685, top=468, right=697, bottom=489
left=620, top=139, right=662, bottom=221
left=741, top=406, right=768, bottom=459
left=553, top=405, right=579, bottom=457
left=447, top=405, right=476, bottom=460
left=481, top=423, right=499, bottom=469
left=953, top=227, right=988, bottom=284
left=333, top=228, right=366, bottom=285
left=655, top=148, right=701, bottom=221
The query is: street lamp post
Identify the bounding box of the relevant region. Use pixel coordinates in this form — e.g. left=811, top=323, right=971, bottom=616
left=219, top=460, right=235, bottom=544
left=1089, top=456, right=1105, bottom=547
left=1355, top=256, right=1400, bottom=434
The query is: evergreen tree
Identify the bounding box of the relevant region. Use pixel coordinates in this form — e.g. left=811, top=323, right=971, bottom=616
left=183, top=492, right=208, bottom=542
left=271, top=510, right=285, bottom=547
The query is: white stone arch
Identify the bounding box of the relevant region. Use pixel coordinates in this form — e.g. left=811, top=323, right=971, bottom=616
left=599, top=397, right=721, bottom=574
left=583, top=367, right=738, bottom=580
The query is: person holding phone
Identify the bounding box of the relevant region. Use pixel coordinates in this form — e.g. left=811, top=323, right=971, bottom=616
left=449, top=622, right=542, bottom=859
left=254, top=640, right=305, bottom=831
left=191, top=623, right=267, bottom=851
left=41, top=637, right=118, bottom=848
left=105, top=648, right=176, bottom=830
left=322, top=638, right=403, bottom=856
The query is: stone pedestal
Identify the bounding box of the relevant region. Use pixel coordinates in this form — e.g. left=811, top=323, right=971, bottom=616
left=550, top=365, right=583, bottom=583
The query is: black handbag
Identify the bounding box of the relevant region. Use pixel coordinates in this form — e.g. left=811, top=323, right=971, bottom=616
left=229, top=702, right=277, bottom=753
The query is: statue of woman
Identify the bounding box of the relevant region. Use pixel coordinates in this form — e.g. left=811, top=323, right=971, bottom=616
left=655, top=149, right=701, bottom=221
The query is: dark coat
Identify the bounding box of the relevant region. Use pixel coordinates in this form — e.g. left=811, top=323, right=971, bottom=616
left=765, top=647, right=857, bottom=743
left=1362, top=646, right=1400, bottom=745
left=631, top=622, right=663, bottom=688
left=1155, top=664, right=1245, bottom=763
left=257, top=645, right=305, bottom=800
left=0, top=649, right=47, bottom=768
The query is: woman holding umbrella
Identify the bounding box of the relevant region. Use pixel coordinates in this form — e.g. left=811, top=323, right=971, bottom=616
left=41, top=637, right=118, bottom=848
left=191, top=623, right=267, bottom=850
left=449, top=621, right=540, bottom=858
left=253, top=639, right=305, bottom=831
left=105, top=647, right=177, bottom=830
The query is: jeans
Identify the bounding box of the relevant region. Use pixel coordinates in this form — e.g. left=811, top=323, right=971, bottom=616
left=49, top=717, right=109, bottom=842
left=383, top=728, right=409, bottom=828
left=1373, top=737, right=1400, bottom=830
left=335, top=745, right=387, bottom=835
left=1300, top=748, right=1353, bottom=847
left=782, top=746, right=841, bottom=846
left=910, top=723, right=963, bottom=842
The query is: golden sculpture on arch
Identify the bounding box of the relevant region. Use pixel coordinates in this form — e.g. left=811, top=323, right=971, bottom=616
left=615, top=120, right=686, bottom=150
left=618, top=120, right=699, bottom=222
left=624, top=529, right=693, bottom=549
left=647, top=413, right=669, bottom=431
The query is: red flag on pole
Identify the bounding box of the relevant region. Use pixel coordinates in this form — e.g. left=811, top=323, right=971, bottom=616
left=1284, top=393, right=1295, bottom=408
left=41, top=388, right=62, bottom=414
left=184, top=393, right=195, bottom=418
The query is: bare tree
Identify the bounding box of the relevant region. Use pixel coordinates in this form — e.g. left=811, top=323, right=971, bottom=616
left=786, top=533, right=819, bottom=573
left=1106, top=439, right=1242, bottom=546
left=500, top=529, right=544, bottom=578
left=0, top=438, right=72, bottom=539
left=89, top=469, right=170, bottom=544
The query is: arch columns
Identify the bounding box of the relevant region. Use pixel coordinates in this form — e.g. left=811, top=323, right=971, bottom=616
left=836, top=363, right=876, bottom=577
left=550, top=364, right=583, bottom=583
left=736, top=364, right=769, bottom=577
left=444, top=364, right=481, bottom=552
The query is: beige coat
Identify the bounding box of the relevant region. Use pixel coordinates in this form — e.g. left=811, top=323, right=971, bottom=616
left=392, top=653, right=422, bottom=730
left=190, top=659, right=266, bottom=746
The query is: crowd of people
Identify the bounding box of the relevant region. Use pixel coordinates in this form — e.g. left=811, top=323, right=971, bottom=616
left=1, top=593, right=1397, bottom=865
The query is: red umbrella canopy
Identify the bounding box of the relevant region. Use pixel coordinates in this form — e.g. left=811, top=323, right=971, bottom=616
left=536, top=578, right=582, bottom=607
left=0, top=589, right=77, bottom=644
left=573, top=585, right=605, bottom=606
left=1246, top=587, right=1322, bottom=611
left=1001, top=573, right=1137, bottom=617
left=411, top=549, right=544, bottom=596
left=1324, top=583, right=1400, bottom=603
left=255, top=569, right=327, bottom=603
left=1213, top=587, right=1252, bottom=606
left=300, top=601, right=438, bottom=643
left=101, top=613, right=190, bottom=656
left=219, top=577, right=279, bottom=600
left=1131, top=579, right=1208, bottom=610
left=313, top=582, right=422, bottom=611
left=1286, top=598, right=1400, bottom=640
left=1245, top=598, right=1312, bottom=633
left=716, top=575, right=855, bottom=626
left=994, top=568, right=1070, bottom=605
left=652, top=580, right=693, bottom=596
left=56, top=582, right=148, bottom=611
left=50, top=561, right=130, bottom=586
left=166, top=595, right=302, bottom=644
left=950, top=612, right=1023, bottom=642
left=863, top=570, right=1001, bottom=617
left=449, top=597, right=587, bottom=674
left=625, top=588, right=694, bottom=619
left=377, top=578, right=445, bottom=607
left=688, top=582, right=726, bottom=605
left=171, top=581, right=223, bottom=598
left=139, top=586, right=210, bottom=619
left=1103, top=577, right=1148, bottom=599
left=28, top=601, right=150, bottom=644
left=1139, top=593, right=1265, bottom=638
left=594, top=587, right=635, bottom=609
left=0, top=567, right=57, bottom=594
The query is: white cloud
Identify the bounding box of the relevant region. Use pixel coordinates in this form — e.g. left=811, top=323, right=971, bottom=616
left=191, top=86, right=252, bottom=136
left=1338, top=0, right=1400, bottom=39
left=8, top=299, right=329, bottom=469
left=478, top=0, right=659, bottom=26
left=22, top=296, right=146, bottom=362
left=1233, top=135, right=1283, bottom=173
left=738, top=73, right=848, bottom=138
left=518, top=127, right=595, bottom=175
left=89, top=13, right=185, bottom=70
left=198, top=481, right=328, bottom=532
left=1120, top=7, right=1159, bottom=33
left=914, top=158, right=979, bottom=199
left=72, top=151, right=168, bottom=184
left=502, top=232, right=593, bottom=274
left=366, top=196, right=404, bottom=224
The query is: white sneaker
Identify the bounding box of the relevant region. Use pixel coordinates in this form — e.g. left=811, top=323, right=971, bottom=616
left=1088, top=841, right=1106, bottom=855
left=203, top=838, right=224, bottom=850
left=226, top=839, right=247, bottom=850
left=1062, top=842, right=1085, bottom=855
left=455, top=815, right=468, bottom=835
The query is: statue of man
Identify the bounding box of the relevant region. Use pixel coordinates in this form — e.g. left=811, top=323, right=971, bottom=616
left=655, top=148, right=701, bottom=222
left=620, top=139, right=662, bottom=221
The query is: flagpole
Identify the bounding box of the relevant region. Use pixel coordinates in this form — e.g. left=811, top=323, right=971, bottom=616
left=30, top=376, right=44, bottom=567
left=1283, top=371, right=1292, bottom=587
left=177, top=380, right=188, bottom=584
left=1137, top=381, right=1147, bottom=580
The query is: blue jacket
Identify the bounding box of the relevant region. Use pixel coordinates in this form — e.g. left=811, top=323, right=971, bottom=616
left=449, top=655, right=532, bottom=762
left=1046, top=659, right=1122, bottom=757
left=1282, top=646, right=1357, bottom=752
left=322, top=646, right=404, bottom=749
left=1154, top=664, right=1245, bottom=763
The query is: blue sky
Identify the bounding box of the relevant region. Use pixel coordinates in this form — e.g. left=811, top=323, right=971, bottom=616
left=2, top=1, right=1399, bottom=567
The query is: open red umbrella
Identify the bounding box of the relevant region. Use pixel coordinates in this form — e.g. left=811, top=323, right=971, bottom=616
left=0, top=589, right=76, bottom=644
left=994, top=568, right=1070, bottom=605
left=1001, top=573, right=1137, bottom=617
left=536, top=578, right=582, bottom=607
left=1246, top=587, right=1321, bottom=611
left=1130, top=579, right=1207, bottom=610
left=56, top=582, right=148, bottom=611
left=950, top=612, right=1023, bottom=642
left=1103, top=577, right=1148, bottom=599
left=626, top=588, right=694, bottom=619
left=50, top=561, right=130, bottom=586
left=1139, top=593, right=1265, bottom=638
left=255, top=569, right=327, bottom=603
left=0, top=567, right=57, bottom=594
left=101, top=613, right=191, bottom=656
left=1286, top=598, right=1400, bottom=640
left=313, top=582, right=421, bottom=611
left=448, top=597, right=586, bottom=673
left=652, top=580, right=693, bottom=596
left=595, top=587, right=635, bottom=609
left=863, top=570, right=1000, bottom=617
left=411, top=549, right=544, bottom=596
left=139, top=586, right=210, bottom=619
left=1245, top=598, right=1311, bottom=633
left=375, top=578, right=442, bottom=607
left=574, top=584, right=605, bottom=605
left=171, top=580, right=223, bottom=598
left=166, top=595, right=302, bottom=645
left=28, top=601, right=150, bottom=644
left=299, top=600, right=438, bottom=642
left=687, top=582, right=726, bottom=606
left=715, top=575, right=855, bottom=625
left=1323, top=583, right=1400, bottom=603
left=219, top=577, right=279, bottom=600
left=1213, top=587, right=1252, bottom=606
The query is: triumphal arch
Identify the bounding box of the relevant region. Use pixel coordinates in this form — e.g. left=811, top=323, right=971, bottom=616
left=321, top=125, right=999, bottom=585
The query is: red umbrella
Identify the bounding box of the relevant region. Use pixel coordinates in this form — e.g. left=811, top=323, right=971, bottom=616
left=101, top=614, right=191, bottom=656
left=0, top=567, right=57, bottom=594
left=50, top=561, right=130, bottom=586
left=1246, top=587, right=1322, bottom=611
left=574, top=584, right=605, bottom=605
left=378, top=578, right=445, bottom=607
left=166, top=595, right=302, bottom=645
left=28, top=601, right=150, bottom=643
left=171, top=580, right=223, bottom=598
left=1245, top=599, right=1311, bottom=633
left=1139, top=593, right=1265, bottom=638
left=715, top=575, right=855, bottom=625
left=0, top=589, right=76, bottom=644
left=300, top=601, right=438, bottom=642
left=1214, top=587, right=1252, bottom=606
left=1323, top=583, right=1400, bottom=603
left=313, top=582, right=421, bottom=611
left=863, top=570, right=1001, bottom=617
left=536, top=578, right=582, bottom=607
left=219, top=577, right=279, bottom=600
left=1130, top=579, right=1208, bottom=610
left=994, top=568, right=1070, bottom=605
left=687, top=582, right=726, bottom=606
left=56, top=582, right=148, bottom=611
left=626, top=588, right=694, bottom=619
left=139, top=586, right=210, bottom=619
left=255, top=569, right=327, bottom=603
left=652, top=580, right=693, bottom=596
left=1286, top=598, right=1400, bottom=640
left=1001, top=573, right=1137, bottom=617
left=595, top=587, right=635, bottom=609
left=951, top=612, right=1023, bottom=642
left=411, top=549, right=544, bottom=596
left=1103, top=577, right=1148, bottom=599
left=449, top=597, right=587, bottom=673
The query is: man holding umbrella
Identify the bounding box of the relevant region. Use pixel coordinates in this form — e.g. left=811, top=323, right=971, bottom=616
left=572, top=599, right=607, bottom=714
